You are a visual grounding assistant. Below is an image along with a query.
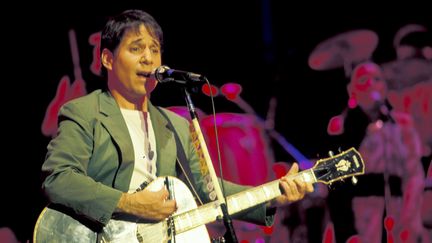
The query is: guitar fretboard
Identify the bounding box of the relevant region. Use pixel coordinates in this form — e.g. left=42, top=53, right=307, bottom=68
left=173, top=169, right=316, bottom=234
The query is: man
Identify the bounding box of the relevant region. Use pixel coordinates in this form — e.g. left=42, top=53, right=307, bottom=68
left=39, top=9, right=313, bottom=242
left=329, top=62, right=424, bottom=242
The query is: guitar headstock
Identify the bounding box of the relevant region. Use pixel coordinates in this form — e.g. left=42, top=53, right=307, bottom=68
left=312, top=147, right=365, bottom=184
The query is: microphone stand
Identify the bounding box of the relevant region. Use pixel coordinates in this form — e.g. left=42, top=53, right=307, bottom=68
left=183, top=87, right=238, bottom=243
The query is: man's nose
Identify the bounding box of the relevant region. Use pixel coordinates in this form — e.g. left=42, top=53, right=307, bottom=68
left=140, top=48, right=153, bottom=64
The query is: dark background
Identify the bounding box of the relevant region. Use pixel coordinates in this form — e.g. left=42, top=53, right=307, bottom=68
left=2, top=1, right=431, bottom=242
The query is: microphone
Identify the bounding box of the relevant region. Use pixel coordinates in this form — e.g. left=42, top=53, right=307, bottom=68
left=153, top=65, right=205, bottom=84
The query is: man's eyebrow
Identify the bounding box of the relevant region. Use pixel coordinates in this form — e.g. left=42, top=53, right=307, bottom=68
left=130, top=38, right=161, bottom=48
left=151, top=39, right=161, bottom=48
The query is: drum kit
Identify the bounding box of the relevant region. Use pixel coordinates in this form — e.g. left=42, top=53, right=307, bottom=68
left=309, top=25, right=432, bottom=154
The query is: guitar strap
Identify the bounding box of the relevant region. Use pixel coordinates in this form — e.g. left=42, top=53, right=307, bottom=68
left=157, top=107, right=203, bottom=205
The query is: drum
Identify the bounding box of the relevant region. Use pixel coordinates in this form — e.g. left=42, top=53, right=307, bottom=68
left=200, top=112, right=274, bottom=186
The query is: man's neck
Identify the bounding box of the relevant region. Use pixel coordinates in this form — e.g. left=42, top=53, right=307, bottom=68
left=110, top=89, right=149, bottom=112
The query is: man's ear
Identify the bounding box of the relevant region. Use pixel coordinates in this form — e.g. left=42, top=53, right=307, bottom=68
left=101, top=48, right=113, bottom=71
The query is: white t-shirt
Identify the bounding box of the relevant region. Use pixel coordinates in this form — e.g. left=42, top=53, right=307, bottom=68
left=120, top=108, right=157, bottom=192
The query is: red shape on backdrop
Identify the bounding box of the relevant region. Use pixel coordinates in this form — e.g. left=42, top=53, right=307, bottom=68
left=201, top=83, right=219, bottom=97
left=272, top=163, right=288, bottom=179
left=384, top=216, right=395, bottom=243
left=69, top=79, right=86, bottom=100
left=347, top=235, right=360, bottom=243
left=348, top=97, right=357, bottom=109
left=323, top=222, right=335, bottom=243
left=384, top=216, right=395, bottom=230
left=89, top=32, right=102, bottom=76
left=221, top=83, right=242, bottom=100
left=41, top=76, right=87, bottom=137
left=41, top=76, right=71, bottom=137
left=399, top=229, right=410, bottom=242
left=260, top=225, right=274, bottom=235
left=327, top=115, right=345, bottom=135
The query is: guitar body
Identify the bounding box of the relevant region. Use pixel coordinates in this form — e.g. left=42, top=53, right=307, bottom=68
left=33, top=177, right=211, bottom=243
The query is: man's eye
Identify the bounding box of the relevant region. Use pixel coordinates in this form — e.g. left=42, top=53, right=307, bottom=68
left=131, top=47, right=142, bottom=52
left=358, top=77, right=368, bottom=84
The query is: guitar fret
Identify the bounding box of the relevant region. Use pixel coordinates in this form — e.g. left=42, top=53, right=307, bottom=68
left=246, top=192, right=255, bottom=206
left=176, top=214, right=185, bottom=231
left=231, top=196, right=240, bottom=212
left=262, top=185, right=270, bottom=199
left=185, top=212, right=192, bottom=228
left=175, top=202, right=221, bottom=234
left=271, top=184, right=280, bottom=197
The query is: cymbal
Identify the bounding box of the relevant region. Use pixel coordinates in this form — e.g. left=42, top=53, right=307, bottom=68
left=393, top=24, right=427, bottom=48
left=308, top=29, right=379, bottom=71
left=382, top=58, right=432, bottom=90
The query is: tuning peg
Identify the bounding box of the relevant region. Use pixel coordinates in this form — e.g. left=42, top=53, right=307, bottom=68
left=338, top=147, right=342, bottom=153
left=351, top=176, right=358, bottom=185
left=328, top=151, right=334, bottom=157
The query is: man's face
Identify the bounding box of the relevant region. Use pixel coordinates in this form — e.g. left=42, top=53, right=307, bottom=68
left=350, top=63, right=387, bottom=111
left=107, top=24, right=162, bottom=99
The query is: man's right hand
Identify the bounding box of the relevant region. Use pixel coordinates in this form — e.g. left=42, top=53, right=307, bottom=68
left=117, top=188, right=177, bottom=221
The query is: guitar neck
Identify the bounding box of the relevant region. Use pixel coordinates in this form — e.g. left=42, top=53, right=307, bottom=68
left=172, top=169, right=317, bottom=234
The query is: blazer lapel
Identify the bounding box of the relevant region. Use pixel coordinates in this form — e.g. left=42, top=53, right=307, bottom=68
left=148, top=104, right=177, bottom=177
left=98, top=91, right=135, bottom=189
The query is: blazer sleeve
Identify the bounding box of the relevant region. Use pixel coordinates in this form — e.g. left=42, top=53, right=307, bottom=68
left=41, top=102, right=122, bottom=225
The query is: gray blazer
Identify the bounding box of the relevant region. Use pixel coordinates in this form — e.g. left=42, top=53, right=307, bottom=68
left=42, top=90, right=273, bottom=226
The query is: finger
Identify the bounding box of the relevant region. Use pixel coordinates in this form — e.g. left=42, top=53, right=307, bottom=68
left=157, top=188, right=170, bottom=200
left=279, top=181, right=292, bottom=200
left=162, top=200, right=178, bottom=215
left=293, top=178, right=306, bottom=195
left=164, top=199, right=177, bottom=209
left=289, top=179, right=302, bottom=200
left=283, top=179, right=299, bottom=201
left=306, top=183, right=314, bottom=193
left=287, top=163, right=299, bottom=176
